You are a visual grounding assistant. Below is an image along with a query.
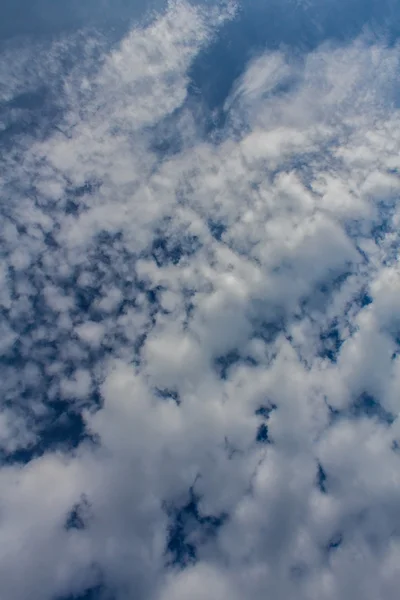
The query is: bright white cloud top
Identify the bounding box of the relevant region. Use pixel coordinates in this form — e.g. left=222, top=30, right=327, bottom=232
left=1, top=1, right=400, bottom=599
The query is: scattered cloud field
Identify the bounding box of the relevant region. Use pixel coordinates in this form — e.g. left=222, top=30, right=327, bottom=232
left=1, top=2, right=400, bottom=599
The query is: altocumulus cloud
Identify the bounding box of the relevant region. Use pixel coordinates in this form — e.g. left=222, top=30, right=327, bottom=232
left=1, top=1, right=400, bottom=599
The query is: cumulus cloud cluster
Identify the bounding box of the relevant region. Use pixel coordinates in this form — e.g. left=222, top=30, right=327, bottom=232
left=1, top=2, right=400, bottom=599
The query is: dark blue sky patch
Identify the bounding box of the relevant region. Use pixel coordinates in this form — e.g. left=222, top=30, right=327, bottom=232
left=357, top=288, right=373, bottom=308
left=208, top=219, right=226, bottom=242
left=132, top=332, right=148, bottom=367
left=351, top=392, right=394, bottom=424
left=65, top=495, right=91, bottom=531
left=322, top=392, right=394, bottom=443
left=69, top=180, right=102, bottom=199
left=134, top=281, right=165, bottom=330
left=255, top=404, right=277, bottom=419
left=141, top=284, right=163, bottom=308
left=319, top=321, right=342, bottom=363
left=0, top=89, right=49, bottom=147
left=65, top=197, right=81, bottom=216
left=64, top=180, right=103, bottom=216
left=0, top=0, right=163, bottom=44
left=255, top=403, right=276, bottom=444
left=0, top=43, right=88, bottom=146
left=150, top=233, right=201, bottom=268
left=0, top=401, right=97, bottom=465
left=213, top=350, right=261, bottom=378
left=316, top=462, right=327, bottom=494
left=318, top=286, right=372, bottom=362
left=155, top=388, right=181, bottom=405
left=243, top=355, right=259, bottom=368
left=44, top=230, right=59, bottom=250
left=213, top=349, right=241, bottom=380
left=256, top=422, right=270, bottom=444
left=166, top=518, right=196, bottom=568
left=391, top=440, right=400, bottom=453
left=0, top=99, right=62, bottom=148
left=165, top=488, right=227, bottom=568
left=75, top=286, right=99, bottom=316
left=253, top=318, right=285, bottom=344
left=4, top=89, right=47, bottom=111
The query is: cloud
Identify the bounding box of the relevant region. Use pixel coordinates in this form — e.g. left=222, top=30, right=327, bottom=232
left=1, top=2, right=400, bottom=600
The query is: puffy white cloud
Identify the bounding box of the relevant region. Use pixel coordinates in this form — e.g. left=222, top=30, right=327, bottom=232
left=1, top=2, right=400, bottom=600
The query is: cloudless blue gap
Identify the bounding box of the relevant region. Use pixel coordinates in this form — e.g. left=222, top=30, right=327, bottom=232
left=65, top=496, right=90, bottom=531
left=0, top=35, right=106, bottom=150
left=0, top=401, right=96, bottom=465
left=255, top=404, right=277, bottom=418
left=0, top=0, right=166, bottom=42
left=155, top=388, right=181, bottom=405
left=392, top=440, right=400, bottom=453
left=214, top=349, right=241, bottom=380
left=255, top=403, right=276, bottom=444
left=319, top=321, right=342, bottom=363
left=214, top=349, right=260, bottom=379
left=208, top=219, right=226, bottom=241
left=165, top=488, right=227, bottom=567
left=0, top=97, right=64, bottom=148
left=322, top=392, right=394, bottom=432
left=351, top=392, right=394, bottom=424
left=65, top=508, right=85, bottom=531
left=357, top=289, right=373, bottom=308
left=319, top=285, right=373, bottom=362
left=188, top=0, right=400, bottom=114
left=65, top=181, right=103, bottom=217
left=316, top=462, right=327, bottom=493
left=150, top=233, right=201, bottom=267
left=3, top=89, right=47, bottom=111
left=251, top=316, right=286, bottom=344
left=256, top=422, right=270, bottom=444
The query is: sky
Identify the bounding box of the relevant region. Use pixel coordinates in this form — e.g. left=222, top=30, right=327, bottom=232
left=1, top=1, right=400, bottom=599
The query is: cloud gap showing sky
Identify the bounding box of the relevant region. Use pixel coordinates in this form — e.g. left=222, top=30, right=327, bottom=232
left=1, top=1, right=400, bottom=599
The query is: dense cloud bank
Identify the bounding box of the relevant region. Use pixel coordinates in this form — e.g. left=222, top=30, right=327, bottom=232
left=1, top=2, right=400, bottom=599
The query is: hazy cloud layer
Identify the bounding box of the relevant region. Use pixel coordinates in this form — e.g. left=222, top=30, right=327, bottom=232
left=1, top=2, right=400, bottom=599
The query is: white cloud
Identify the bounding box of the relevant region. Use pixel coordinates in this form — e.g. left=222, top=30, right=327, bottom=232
left=1, top=3, right=400, bottom=600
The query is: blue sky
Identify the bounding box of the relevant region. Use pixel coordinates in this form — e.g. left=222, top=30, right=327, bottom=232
left=1, top=2, right=400, bottom=600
